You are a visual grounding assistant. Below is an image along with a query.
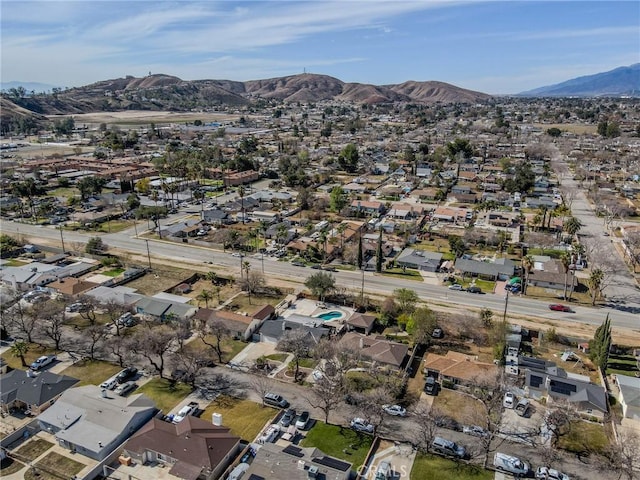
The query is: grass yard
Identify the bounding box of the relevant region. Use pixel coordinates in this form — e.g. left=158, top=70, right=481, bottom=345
left=202, top=395, right=277, bottom=441
left=606, top=353, right=640, bottom=377
left=14, top=438, right=54, bottom=462
left=1, top=344, right=58, bottom=370
left=301, top=422, right=373, bottom=471
left=411, top=453, right=492, bottom=480
left=102, top=267, right=126, bottom=277
left=558, top=420, right=609, bottom=454
left=226, top=292, right=285, bottom=312
left=467, top=279, right=495, bottom=293
left=125, top=266, right=190, bottom=295
left=0, top=457, right=24, bottom=475
left=60, top=359, right=123, bottom=387
left=25, top=451, right=85, bottom=480
left=136, top=378, right=193, bottom=413
left=265, top=353, right=289, bottom=362
left=187, top=336, right=247, bottom=364
left=298, top=357, right=317, bottom=369
left=432, top=388, right=485, bottom=426
left=381, top=268, right=423, bottom=281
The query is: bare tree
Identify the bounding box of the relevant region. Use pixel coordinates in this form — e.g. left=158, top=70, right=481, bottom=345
left=249, top=375, right=273, bottom=407
left=5, top=301, right=38, bottom=343
left=601, top=429, right=640, bottom=480
left=102, top=299, right=131, bottom=337
left=39, top=299, right=66, bottom=350
left=306, top=375, right=344, bottom=423
left=131, top=325, right=177, bottom=378
left=542, top=401, right=578, bottom=449
left=77, top=294, right=100, bottom=325
left=277, top=329, right=313, bottom=381
left=238, top=271, right=265, bottom=298
left=356, top=387, right=394, bottom=435
left=197, top=318, right=230, bottom=363
left=106, top=335, right=135, bottom=367
left=412, top=404, right=444, bottom=452
left=196, top=373, right=247, bottom=401
left=78, top=325, right=107, bottom=360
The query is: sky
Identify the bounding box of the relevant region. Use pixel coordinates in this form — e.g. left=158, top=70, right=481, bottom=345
left=1, top=0, right=639, bottom=95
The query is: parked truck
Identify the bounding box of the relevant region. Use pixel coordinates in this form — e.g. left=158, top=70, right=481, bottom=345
left=494, top=452, right=530, bottom=476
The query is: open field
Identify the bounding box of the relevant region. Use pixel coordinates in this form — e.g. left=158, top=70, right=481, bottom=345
left=66, top=110, right=241, bottom=126
left=533, top=123, right=598, bottom=135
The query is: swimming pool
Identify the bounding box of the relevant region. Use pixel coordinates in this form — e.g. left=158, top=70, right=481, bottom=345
left=315, top=311, right=344, bottom=321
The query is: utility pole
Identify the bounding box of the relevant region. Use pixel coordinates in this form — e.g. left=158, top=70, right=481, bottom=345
left=503, top=289, right=510, bottom=323
left=145, top=240, right=152, bottom=270
left=59, top=224, right=65, bottom=253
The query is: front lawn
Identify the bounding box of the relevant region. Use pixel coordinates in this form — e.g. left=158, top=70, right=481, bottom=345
left=558, top=420, right=609, bottom=454
left=411, top=453, right=492, bottom=480
left=60, top=359, right=123, bottom=387
left=202, top=395, right=277, bottom=441
left=432, top=388, right=485, bottom=426
left=25, top=452, right=85, bottom=480
left=301, top=422, right=373, bottom=471
left=136, top=378, right=193, bottom=413
left=14, top=438, right=54, bottom=462
left=226, top=293, right=285, bottom=312
left=188, top=336, right=247, bottom=364
left=0, top=457, right=24, bottom=475
left=381, top=268, right=423, bottom=281
left=606, top=353, right=640, bottom=377
left=1, top=344, right=58, bottom=370
left=102, top=267, right=126, bottom=277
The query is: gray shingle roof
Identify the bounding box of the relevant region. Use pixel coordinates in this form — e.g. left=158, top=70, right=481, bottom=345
left=1, top=370, right=79, bottom=407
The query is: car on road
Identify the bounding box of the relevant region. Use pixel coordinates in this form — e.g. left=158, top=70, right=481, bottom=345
left=431, top=436, right=466, bottom=459
left=549, top=304, right=572, bottom=312
left=231, top=252, right=243, bottom=257
left=467, top=286, right=482, bottom=294
left=116, top=366, right=138, bottom=384
left=494, top=452, right=529, bottom=476
left=310, top=264, right=322, bottom=269
left=503, top=391, right=515, bottom=409
left=296, top=411, right=310, bottom=429
left=291, top=261, right=306, bottom=267
left=462, top=425, right=489, bottom=438
left=350, top=418, right=374, bottom=433
left=280, top=408, right=296, bottom=427
left=263, top=392, right=289, bottom=408
left=30, top=355, right=56, bottom=371
left=535, top=466, right=570, bottom=480
left=448, top=284, right=464, bottom=291
left=114, top=381, right=137, bottom=397
left=382, top=404, right=407, bottom=417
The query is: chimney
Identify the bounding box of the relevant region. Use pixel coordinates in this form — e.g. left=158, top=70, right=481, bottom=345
left=297, top=460, right=305, bottom=470
left=212, top=413, right=222, bottom=426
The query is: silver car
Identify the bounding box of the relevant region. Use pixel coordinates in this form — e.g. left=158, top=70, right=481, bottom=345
left=114, top=381, right=137, bottom=396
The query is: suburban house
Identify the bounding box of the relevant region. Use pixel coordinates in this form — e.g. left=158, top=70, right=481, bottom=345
left=259, top=318, right=330, bottom=344
left=134, top=296, right=197, bottom=321
left=614, top=374, right=640, bottom=420
left=46, top=277, right=99, bottom=297
left=37, top=385, right=157, bottom=460
left=521, top=357, right=608, bottom=418
left=454, top=257, right=516, bottom=281
left=350, top=200, right=385, bottom=216
left=84, top=285, right=143, bottom=307
left=345, top=313, right=376, bottom=335
left=202, top=208, right=230, bottom=226
left=423, top=351, right=499, bottom=387
left=123, top=416, right=241, bottom=480
left=340, top=332, right=408, bottom=370
left=244, top=442, right=352, bottom=480
left=526, top=259, right=577, bottom=291
left=395, top=248, right=443, bottom=272
left=194, top=305, right=274, bottom=341
left=1, top=370, right=79, bottom=416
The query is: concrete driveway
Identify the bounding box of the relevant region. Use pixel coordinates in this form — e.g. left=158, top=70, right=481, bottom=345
left=228, top=342, right=281, bottom=371
left=362, top=442, right=417, bottom=480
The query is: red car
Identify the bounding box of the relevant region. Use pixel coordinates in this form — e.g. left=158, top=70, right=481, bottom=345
left=549, top=304, right=572, bottom=312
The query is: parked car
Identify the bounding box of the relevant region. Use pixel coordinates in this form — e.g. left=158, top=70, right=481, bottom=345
left=494, top=452, right=529, bottom=476
left=374, top=460, right=393, bottom=480
left=172, top=402, right=198, bottom=423
left=350, top=418, right=374, bottom=433
left=280, top=408, right=296, bottom=427
left=296, top=411, right=310, bottom=430
left=503, top=392, right=515, bottom=409
left=448, top=284, right=464, bottom=291
left=228, top=463, right=250, bottom=480
left=549, top=304, right=572, bottom=312
left=431, top=328, right=444, bottom=339
left=100, top=376, right=119, bottom=390
left=114, top=381, right=137, bottom=397
left=462, top=425, right=489, bottom=438
left=117, top=312, right=135, bottom=327
left=536, top=466, right=570, bottom=480
left=424, top=376, right=438, bottom=395
left=65, top=302, right=87, bottom=313
left=382, top=404, right=407, bottom=417
left=431, top=436, right=466, bottom=459
left=467, top=286, right=482, bottom=294
left=263, top=392, right=289, bottom=408
left=291, top=261, right=305, bottom=267
left=30, top=355, right=56, bottom=371
left=116, top=366, right=138, bottom=384
left=514, top=398, right=530, bottom=417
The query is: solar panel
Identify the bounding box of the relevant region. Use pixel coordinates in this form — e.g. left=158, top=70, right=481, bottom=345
left=283, top=445, right=304, bottom=457
left=530, top=374, right=543, bottom=388
left=313, top=456, right=351, bottom=471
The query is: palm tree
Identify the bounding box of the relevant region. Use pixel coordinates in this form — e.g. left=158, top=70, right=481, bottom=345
left=242, top=261, right=252, bottom=304
left=10, top=341, right=29, bottom=367
left=563, top=216, right=583, bottom=238
left=238, top=185, right=246, bottom=224
left=560, top=252, right=571, bottom=300
left=588, top=268, right=605, bottom=306
left=196, top=290, right=213, bottom=308
left=521, top=255, right=534, bottom=295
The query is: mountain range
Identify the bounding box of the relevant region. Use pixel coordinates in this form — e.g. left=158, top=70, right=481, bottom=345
left=518, top=64, right=640, bottom=97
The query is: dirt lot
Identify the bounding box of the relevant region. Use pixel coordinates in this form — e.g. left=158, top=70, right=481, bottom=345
left=66, top=110, right=241, bottom=126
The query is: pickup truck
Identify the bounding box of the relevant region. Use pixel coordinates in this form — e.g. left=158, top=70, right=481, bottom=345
left=172, top=402, right=199, bottom=424
left=30, top=355, right=56, bottom=371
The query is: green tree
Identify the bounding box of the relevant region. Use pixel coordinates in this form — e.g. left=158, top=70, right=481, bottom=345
left=196, top=290, right=213, bottom=308
left=521, top=255, right=534, bottom=296
left=357, top=234, right=363, bottom=269
left=448, top=235, right=467, bottom=258
left=480, top=308, right=494, bottom=328
left=329, top=186, right=346, bottom=212
left=375, top=228, right=383, bottom=272
left=393, top=288, right=418, bottom=314
left=563, top=216, right=583, bottom=237
left=588, top=268, right=605, bottom=305
left=406, top=306, right=438, bottom=345
left=85, top=237, right=105, bottom=255
left=589, top=315, right=612, bottom=371
left=10, top=340, right=30, bottom=367
left=305, top=272, right=336, bottom=302
left=560, top=252, right=571, bottom=300
left=546, top=127, right=562, bottom=137
left=337, top=143, right=359, bottom=172
left=446, top=138, right=474, bottom=160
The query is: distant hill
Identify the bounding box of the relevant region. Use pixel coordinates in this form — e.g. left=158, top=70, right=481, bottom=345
left=518, top=64, right=640, bottom=97
left=1, top=81, right=59, bottom=94
left=0, top=73, right=492, bottom=120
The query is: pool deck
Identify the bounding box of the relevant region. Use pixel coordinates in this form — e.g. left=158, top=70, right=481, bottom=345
left=280, top=298, right=354, bottom=322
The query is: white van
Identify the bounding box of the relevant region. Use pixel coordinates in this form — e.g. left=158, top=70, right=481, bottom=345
left=100, top=376, right=119, bottom=390
left=494, top=452, right=529, bottom=476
